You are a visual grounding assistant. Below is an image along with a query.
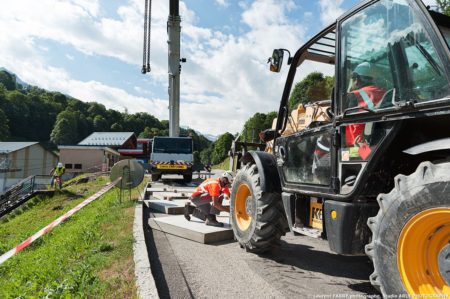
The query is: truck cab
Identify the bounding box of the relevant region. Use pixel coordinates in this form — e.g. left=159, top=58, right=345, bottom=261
left=149, top=136, right=194, bottom=182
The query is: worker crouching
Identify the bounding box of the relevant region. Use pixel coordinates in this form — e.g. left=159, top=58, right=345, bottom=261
left=184, top=171, right=233, bottom=227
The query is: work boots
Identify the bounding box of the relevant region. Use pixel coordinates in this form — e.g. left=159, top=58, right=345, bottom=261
left=184, top=203, right=195, bottom=221
left=205, top=214, right=224, bottom=227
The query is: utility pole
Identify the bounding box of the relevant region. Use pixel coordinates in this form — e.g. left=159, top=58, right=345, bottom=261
left=168, top=0, right=181, bottom=137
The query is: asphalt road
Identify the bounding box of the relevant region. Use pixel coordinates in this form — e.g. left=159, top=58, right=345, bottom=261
left=144, top=174, right=381, bottom=299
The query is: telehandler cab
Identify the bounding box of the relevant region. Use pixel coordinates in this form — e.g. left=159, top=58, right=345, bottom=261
left=229, top=0, right=450, bottom=296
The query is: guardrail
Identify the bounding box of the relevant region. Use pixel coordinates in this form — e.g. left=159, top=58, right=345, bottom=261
left=0, top=175, right=52, bottom=217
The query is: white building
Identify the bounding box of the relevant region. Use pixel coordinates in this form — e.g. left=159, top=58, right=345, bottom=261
left=0, top=142, right=58, bottom=193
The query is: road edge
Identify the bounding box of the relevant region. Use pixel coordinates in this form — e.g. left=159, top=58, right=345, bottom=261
left=133, top=199, right=159, bottom=299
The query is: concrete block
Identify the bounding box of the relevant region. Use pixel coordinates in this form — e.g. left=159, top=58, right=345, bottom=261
left=144, top=199, right=189, bottom=214
left=152, top=192, right=190, bottom=201
left=148, top=215, right=234, bottom=244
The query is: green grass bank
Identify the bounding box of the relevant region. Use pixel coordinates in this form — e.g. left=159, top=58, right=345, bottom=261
left=0, top=175, right=145, bottom=298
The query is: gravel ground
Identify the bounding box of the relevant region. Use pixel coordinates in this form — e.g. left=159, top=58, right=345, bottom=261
left=143, top=171, right=380, bottom=299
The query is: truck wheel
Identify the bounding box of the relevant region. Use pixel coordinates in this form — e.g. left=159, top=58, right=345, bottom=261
left=366, top=161, right=450, bottom=297
left=183, top=174, right=192, bottom=183
left=151, top=174, right=160, bottom=182
left=230, top=163, right=286, bottom=253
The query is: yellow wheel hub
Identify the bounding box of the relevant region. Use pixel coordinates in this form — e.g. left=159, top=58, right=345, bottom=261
left=398, top=207, right=450, bottom=297
left=234, top=183, right=253, bottom=231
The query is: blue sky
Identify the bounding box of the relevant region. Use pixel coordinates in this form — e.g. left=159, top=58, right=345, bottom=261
left=0, top=0, right=437, bottom=136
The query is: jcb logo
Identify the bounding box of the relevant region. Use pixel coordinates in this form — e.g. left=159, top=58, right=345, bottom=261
left=312, top=207, right=323, bottom=221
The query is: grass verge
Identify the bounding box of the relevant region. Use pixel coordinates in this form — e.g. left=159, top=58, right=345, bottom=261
left=0, top=175, right=147, bottom=298
left=212, top=157, right=230, bottom=171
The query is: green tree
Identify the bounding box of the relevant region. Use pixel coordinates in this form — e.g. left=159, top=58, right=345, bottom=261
left=93, top=115, right=108, bottom=131
left=4, top=91, right=30, bottom=139
left=211, top=132, right=234, bottom=165
left=200, top=147, right=213, bottom=165
left=76, top=113, right=90, bottom=141
left=139, top=127, right=153, bottom=138
left=50, top=110, right=78, bottom=145
left=87, top=102, right=107, bottom=118
left=288, top=72, right=334, bottom=110
left=111, top=122, right=123, bottom=132
left=241, top=112, right=277, bottom=143
left=0, top=109, right=10, bottom=141
left=122, top=112, right=162, bottom=135
left=437, top=0, right=450, bottom=15
left=181, top=128, right=212, bottom=152
left=193, top=151, right=201, bottom=165
left=0, top=71, right=16, bottom=91
left=50, top=119, right=76, bottom=145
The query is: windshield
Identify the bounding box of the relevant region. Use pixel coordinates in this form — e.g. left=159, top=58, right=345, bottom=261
left=152, top=138, right=192, bottom=154
left=340, top=0, right=450, bottom=113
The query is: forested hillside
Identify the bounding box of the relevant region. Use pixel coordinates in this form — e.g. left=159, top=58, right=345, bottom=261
left=0, top=70, right=211, bottom=154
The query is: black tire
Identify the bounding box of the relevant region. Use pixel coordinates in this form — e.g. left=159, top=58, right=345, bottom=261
left=183, top=174, right=192, bottom=183
left=151, top=174, right=160, bottom=182
left=366, top=161, right=450, bottom=297
left=230, top=163, right=287, bottom=253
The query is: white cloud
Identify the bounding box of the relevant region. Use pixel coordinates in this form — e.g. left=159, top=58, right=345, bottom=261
left=215, top=0, right=229, bottom=7
left=421, top=0, right=437, bottom=7
left=318, top=0, right=345, bottom=26
left=0, top=0, right=331, bottom=136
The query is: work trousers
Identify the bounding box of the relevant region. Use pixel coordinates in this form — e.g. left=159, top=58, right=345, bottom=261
left=190, top=193, right=223, bottom=216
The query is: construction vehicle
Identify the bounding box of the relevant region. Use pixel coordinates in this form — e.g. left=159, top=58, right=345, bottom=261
left=149, top=136, right=193, bottom=182
left=229, top=0, right=450, bottom=297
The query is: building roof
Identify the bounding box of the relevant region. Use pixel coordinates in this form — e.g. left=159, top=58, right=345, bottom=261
left=0, top=142, right=38, bottom=153
left=78, top=132, right=135, bottom=146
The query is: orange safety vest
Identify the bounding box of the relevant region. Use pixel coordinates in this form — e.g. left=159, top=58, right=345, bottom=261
left=191, top=178, right=230, bottom=200
left=346, top=85, right=385, bottom=146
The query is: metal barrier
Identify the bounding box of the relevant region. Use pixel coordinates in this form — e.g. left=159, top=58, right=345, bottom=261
left=0, top=175, right=52, bottom=217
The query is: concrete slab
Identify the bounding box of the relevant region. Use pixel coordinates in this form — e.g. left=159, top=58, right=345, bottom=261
left=152, top=192, right=190, bottom=201
left=146, top=187, right=168, bottom=192
left=146, top=187, right=194, bottom=193
left=148, top=215, right=234, bottom=244
left=145, top=199, right=189, bottom=214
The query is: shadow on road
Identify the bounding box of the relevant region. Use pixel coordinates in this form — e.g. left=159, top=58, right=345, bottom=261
left=251, top=237, right=381, bottom=296
left=267, top=238, right=372, bottom=280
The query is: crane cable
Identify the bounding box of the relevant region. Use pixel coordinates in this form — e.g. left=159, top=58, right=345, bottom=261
left=142, top=0, right=152, bottom=74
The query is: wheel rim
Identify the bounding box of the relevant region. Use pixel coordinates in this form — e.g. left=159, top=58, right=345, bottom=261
left=398, top=207, right=450, bottom=296
left=234, top=183, right=252, bottom=231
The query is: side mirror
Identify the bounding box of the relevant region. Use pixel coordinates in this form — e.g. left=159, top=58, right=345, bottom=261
left=269, top=49, right=284, bottom=73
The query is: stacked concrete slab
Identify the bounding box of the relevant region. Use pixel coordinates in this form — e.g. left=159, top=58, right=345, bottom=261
left=144, top=182, right=194, bottom=214
left=144, top=181, right=234, bottom=244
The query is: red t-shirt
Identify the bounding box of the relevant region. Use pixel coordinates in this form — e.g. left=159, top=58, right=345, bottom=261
left=346, top=85, right=385, bottom=146
left=191, top=178, right=229, bottom=199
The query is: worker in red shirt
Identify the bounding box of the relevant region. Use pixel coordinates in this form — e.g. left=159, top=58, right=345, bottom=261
left=184, top=171, right=233, bottom=227
left=346, top=62, right=385, bottom=146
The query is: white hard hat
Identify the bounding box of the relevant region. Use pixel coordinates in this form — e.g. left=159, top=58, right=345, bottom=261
left=221, top=171, right=234, bottom=183
left=57, top=162, right=63, bottom=167
left=353, top=62, right=375, bottom=79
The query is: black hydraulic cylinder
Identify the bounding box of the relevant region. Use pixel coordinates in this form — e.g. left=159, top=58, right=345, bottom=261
left=170, top=0, right=179, bottom=16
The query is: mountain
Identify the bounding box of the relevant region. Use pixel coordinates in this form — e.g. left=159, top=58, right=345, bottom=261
left=203, top=134, right=218, bottom=142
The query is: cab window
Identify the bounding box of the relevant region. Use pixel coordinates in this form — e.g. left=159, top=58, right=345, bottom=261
left=282, top=130, right=332, bottom=186
left=340, top=0, right=450, bottom=112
